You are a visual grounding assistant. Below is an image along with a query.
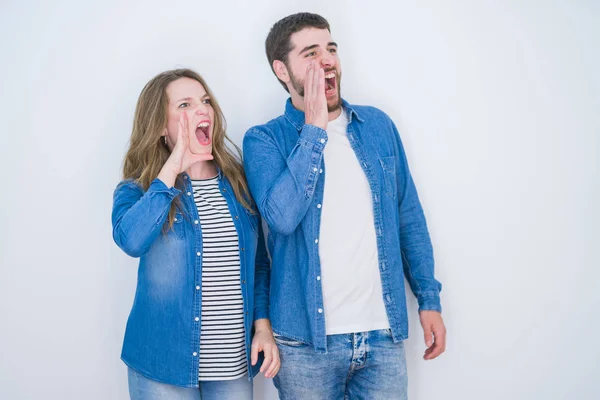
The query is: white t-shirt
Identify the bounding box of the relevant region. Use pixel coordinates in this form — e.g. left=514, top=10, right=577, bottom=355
left=319, top=108, right=390, bottom=335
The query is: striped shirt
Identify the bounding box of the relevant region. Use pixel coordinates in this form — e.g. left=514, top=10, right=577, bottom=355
left=192, top=177, right=247, bottom=381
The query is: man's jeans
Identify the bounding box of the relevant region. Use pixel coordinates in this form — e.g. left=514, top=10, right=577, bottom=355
left=273, top=329, right=408, bottom=400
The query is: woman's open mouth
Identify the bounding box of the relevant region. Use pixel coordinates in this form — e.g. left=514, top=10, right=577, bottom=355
left=195, top=121, right=211, bottom=146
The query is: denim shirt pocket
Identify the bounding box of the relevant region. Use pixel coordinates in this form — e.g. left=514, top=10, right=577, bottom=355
left=168, top=211, right=186, bottom=240
left=379, top=156, right=397, bottom=198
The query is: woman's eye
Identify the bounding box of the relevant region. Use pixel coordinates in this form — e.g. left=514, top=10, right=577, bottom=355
left=178, top=102, right=190, bottom=108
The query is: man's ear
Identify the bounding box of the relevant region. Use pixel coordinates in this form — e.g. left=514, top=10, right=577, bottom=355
left=273, top=60, right=290, bottom=83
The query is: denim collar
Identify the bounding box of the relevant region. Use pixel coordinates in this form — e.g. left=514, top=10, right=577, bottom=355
left=181, top=166, right=224, bottom=184
left=283, top=98, right=364, bottom=131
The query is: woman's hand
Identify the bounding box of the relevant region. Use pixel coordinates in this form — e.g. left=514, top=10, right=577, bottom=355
left=251, top=319, right=280, bottom=378
left=158, top=112, right=214, bottom=187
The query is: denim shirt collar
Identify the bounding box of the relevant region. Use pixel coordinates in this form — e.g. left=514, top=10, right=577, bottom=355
left=181, top=166, right=224, bottom=183
left=283, top=98, right=364, bottom=131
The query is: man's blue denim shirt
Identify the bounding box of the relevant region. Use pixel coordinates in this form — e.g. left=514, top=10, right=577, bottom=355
left=112, top=170, right=270, bottom=387
left=243, top=99, right=442, bottom=353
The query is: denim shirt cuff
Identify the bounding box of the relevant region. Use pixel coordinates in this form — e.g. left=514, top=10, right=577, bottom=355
left=253, top=307, right=270, bottom=322
left=149, top=178, right=182, bottom=198
left=298, top=124, right=328, bottom=151
left=417, top=293, right=442, bottom=313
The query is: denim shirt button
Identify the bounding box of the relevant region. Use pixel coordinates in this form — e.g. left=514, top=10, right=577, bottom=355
left=194, top=220, right=199, bottom=224
left=320, top=169, right=323, bottom=174
left=235, top=215, right=239, bottom=220
left=196, top=285, right=200, bottom=290
left=195, top=317, right=199, bottom=321
left=197, top=252, right=201, bottom=256
left=320, top=138, right=325, bottom=144
left=314, top=239, right=319, bottom=244
left=318, top=308, right=323, bottom=313
left=313, top=167, right=318, bottom=172
left=193, top=352, right=197, bottom=357
left=316, top=276, right=321, bottom=281
left=187, top=192, right=191, bottom=196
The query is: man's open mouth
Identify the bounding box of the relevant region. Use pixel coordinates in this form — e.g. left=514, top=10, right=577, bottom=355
left=325, top=71, right=337, bottom=96
left=195, top=121, right=211, bottom=146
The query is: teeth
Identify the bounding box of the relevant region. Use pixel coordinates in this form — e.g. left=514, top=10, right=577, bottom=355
left=325, top=73, right=336, bottom=79
left=197, top=122, right=209, bottom=128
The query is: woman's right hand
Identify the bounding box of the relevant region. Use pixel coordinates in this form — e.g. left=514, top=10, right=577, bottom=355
left=158, top=112, right=214, bottom=187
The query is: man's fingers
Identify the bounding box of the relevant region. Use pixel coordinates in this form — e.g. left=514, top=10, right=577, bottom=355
left=312, top=66, right=320, bottom=102
left=424, top=329, right=446, bottom=360
left=318, top=67, right=325, bottom=98
left=305, top=63, right=314, bottom=103
left=433, top=326, right=446, bottom=348
left=423, top=324, right=433, bottom=348
left=424, top=342, right=444, bottom=360
left=318, top=68, right=326, bottom=116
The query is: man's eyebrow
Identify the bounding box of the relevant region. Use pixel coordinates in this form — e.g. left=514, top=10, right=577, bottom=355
left=298, top=44, right=319, bottom=55
left=298, top=42, right=338, bottom=55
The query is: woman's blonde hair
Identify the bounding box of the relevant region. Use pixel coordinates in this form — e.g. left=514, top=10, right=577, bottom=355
left=122, top=69, right=253, bottom=229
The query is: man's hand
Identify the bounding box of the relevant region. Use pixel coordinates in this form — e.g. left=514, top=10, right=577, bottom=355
left=304, top=61, right=328, bottom=130
left=419, top=310, right=446, bottom=360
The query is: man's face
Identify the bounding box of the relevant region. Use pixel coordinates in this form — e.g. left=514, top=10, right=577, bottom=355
left=285, top=28, right=342, bottom=112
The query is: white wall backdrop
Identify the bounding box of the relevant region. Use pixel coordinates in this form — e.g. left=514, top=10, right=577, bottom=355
left=1, top=0, right=598, bottom=399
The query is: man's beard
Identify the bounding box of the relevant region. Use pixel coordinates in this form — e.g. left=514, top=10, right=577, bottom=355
left=289, top=68, right=342, bottom=112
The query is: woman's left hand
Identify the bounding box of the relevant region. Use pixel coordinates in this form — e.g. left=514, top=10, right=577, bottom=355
left=251, top=320, right=280, bottom=378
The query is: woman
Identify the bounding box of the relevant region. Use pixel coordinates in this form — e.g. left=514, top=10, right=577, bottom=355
left=112, top=69, right=279, bottom=400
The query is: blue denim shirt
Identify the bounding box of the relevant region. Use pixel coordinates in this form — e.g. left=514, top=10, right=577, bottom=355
left=242, top=99, right=442, bottom=353
left=112, top=170, right=270, bottom=387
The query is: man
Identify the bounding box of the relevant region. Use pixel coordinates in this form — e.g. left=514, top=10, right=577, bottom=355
left=243, top=12, right=446, bottom=399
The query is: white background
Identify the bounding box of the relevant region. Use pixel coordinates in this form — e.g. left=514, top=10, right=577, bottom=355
left=1, top=0, right=598, bottom=399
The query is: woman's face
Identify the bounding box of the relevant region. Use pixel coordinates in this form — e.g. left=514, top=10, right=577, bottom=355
left=164, top=77, right=214, bottom=155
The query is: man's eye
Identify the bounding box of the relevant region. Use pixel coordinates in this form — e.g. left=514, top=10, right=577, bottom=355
left=329, top=48, right=337, bottom=54
left=306, top=51, right=317, bottom=57
left=202, top=98, right=211, bottom=105
left=178, top=102, right=189, bottom=108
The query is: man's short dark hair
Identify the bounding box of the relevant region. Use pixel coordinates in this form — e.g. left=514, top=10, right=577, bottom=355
left=265, top=12, right=331, bottom=92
